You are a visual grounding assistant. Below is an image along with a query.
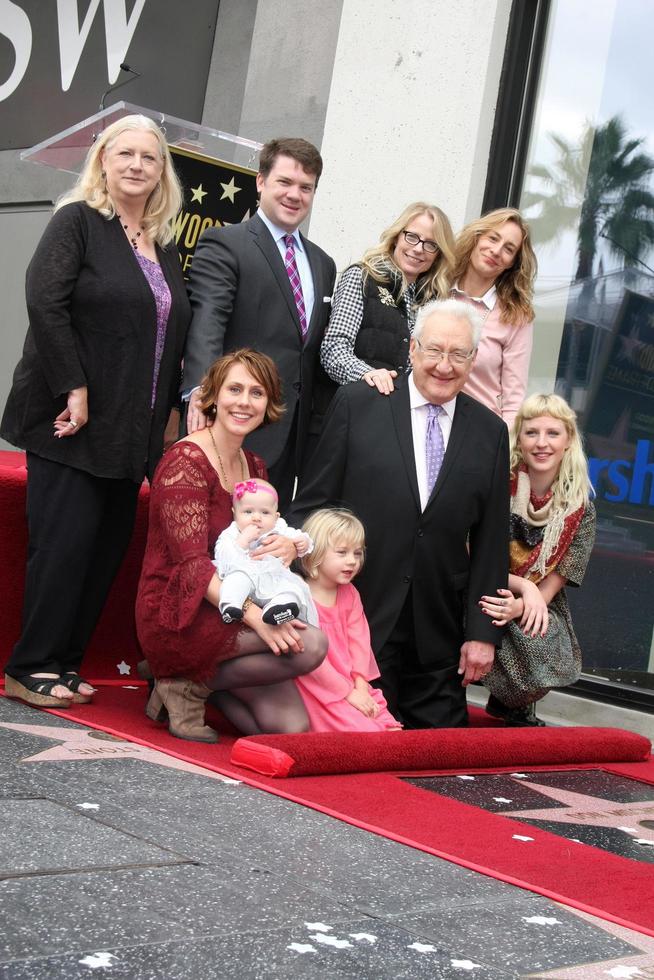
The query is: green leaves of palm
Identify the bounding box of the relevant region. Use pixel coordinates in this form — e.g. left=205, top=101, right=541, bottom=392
left=525, top=115, right=654, bottom=280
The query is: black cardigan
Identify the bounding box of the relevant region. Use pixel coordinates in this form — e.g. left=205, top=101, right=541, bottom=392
left=1, top=202, right=191, bottom=482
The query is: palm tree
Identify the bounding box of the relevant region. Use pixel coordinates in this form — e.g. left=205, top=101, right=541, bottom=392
left=523, top=115, right=654, bottom=281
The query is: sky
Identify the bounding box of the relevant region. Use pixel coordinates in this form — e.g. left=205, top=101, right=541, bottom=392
left=520, top=0, right=654, bottom=292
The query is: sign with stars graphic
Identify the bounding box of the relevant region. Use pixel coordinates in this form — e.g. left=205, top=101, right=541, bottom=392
left=169, top=147, right=258, bottom=279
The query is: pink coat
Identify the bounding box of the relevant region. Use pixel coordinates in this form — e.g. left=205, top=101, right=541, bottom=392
left=455, top=292, right=533, bottom=427
left=295, top=583, right=400, bottom=732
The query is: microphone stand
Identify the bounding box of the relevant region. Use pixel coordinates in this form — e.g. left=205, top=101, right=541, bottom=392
left=99, top=64, right=142, bottom=112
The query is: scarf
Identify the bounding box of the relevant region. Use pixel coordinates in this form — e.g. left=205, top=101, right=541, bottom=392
left=510, top=466, right=584, bottom=582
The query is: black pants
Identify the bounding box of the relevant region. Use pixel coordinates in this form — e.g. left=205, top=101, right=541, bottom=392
left=267, top=406, right=299, bottom=513
left=372, top=589, right=468, bottom=729
left=5, top=454, right=140, bottom=679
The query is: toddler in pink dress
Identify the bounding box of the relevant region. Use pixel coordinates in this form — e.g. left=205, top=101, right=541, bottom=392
left=294, top=509, right=401, bottom=732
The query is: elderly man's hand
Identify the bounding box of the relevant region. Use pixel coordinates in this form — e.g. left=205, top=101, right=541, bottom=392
left=458, top=640, right=495, bottom=686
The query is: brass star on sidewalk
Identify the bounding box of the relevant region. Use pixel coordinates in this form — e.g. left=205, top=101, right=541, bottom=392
left=190, top=183, right=208, bottom=203
left=220, top=177, right=241, bottom=202
left=0, top=719, right=239, bottom=783
left=502, top=778, right=654, bottom=844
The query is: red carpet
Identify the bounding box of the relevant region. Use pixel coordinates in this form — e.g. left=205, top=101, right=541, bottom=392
left=3, top=681, right=653, bottom=938
left=0, top=452, right=149, bottom=678
left=230, top=727, right=650, bottom=777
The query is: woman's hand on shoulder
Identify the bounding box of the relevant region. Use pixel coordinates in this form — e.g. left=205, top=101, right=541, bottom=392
left=54, top=386, right=88, bottom=438
left=362, top=368, right=398, bottom=395
left=187, top=388, right=208, bottom=433
left=243, top=603, right=307, bottom=655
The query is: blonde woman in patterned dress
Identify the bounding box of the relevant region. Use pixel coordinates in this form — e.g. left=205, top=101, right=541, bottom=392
left=479, top=394, right=596, bottom=726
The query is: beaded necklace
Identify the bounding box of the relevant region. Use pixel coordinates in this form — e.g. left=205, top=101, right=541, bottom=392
left=116, top=214, right=144, bottom=250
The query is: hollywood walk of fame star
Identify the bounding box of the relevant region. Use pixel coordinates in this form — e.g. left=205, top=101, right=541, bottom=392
left=190, top=183, right=208, bottom=204
left=0, top=720, right=239, bottom=784
left=501, top=778, right=654, bottom=844
left=220, top=177, right=241, bottom=202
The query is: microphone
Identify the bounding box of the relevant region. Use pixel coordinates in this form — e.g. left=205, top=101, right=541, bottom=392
left=99, top=63, right=143, bottom=111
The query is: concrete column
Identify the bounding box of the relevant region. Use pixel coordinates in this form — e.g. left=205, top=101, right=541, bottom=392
left=309, top=0, right=512, bottom=269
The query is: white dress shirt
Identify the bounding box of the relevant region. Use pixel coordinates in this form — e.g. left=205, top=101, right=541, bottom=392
left=408, top=372, right=457, bottom=511
left=257, top=208, right=315, bottom=326
left=451, top=281, right=497, bottom=312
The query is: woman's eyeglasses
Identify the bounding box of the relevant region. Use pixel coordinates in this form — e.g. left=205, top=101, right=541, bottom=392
left=402, top=230, right=439, bottom=254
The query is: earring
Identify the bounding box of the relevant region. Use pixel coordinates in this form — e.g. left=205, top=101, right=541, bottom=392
left=101, top=170, right=106, bottom=179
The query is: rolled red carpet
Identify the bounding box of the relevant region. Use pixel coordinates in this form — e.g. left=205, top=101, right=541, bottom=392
left=230, top=726, right=651, bottom=777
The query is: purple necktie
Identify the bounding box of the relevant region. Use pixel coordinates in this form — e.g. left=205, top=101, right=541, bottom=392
left=425, top=404, right=445, bottom=495
left=284, top=234, right=308, bottom=341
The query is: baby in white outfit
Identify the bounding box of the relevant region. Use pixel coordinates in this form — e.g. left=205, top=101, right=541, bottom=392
left=213, top=478, right=317, bottom=626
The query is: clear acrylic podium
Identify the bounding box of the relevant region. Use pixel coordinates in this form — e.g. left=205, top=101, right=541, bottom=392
left=20, top=102, right=262, bottom=175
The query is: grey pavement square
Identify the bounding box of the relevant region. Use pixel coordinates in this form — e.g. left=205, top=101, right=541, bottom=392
left=0, top=695, right=652, bottom=979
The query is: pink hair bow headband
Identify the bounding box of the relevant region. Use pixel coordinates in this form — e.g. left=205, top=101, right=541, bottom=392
left=233, top=480, right=277, bottom=501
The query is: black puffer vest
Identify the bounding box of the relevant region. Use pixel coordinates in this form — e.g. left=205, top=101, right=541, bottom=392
left=353, top=273, right=412, bottom=374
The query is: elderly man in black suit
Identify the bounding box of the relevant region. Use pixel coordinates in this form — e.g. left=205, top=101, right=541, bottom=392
left=182, top=137, right=336, bottom=509
left=289, top=298, right=510, bottom=728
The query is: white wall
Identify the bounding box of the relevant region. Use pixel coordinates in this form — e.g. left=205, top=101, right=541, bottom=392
left=309, top=0, right=512, bottom=271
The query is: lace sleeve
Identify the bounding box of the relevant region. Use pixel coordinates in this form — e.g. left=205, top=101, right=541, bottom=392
left=154, top=444, right=219, bottom=630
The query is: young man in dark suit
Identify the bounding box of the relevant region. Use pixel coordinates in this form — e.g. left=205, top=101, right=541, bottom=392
left=289, top=299, right=510, bottom=728
left=182, top=137, right=336, bottom=509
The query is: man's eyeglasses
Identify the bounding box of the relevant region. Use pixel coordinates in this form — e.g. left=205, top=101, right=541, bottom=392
left=414, top=339, right=475, bottom=365
left=402, top=230, right=439, bottom=254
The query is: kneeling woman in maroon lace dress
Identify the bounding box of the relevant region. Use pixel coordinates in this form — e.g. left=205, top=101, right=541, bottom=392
left=135, top=349, right=327, bottom=742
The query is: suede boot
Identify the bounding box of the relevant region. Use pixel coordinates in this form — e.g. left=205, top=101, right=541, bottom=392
left=154, top=677, right=219, bottom=743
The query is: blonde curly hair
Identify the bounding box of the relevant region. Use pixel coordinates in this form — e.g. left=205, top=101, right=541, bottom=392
left=359, top=201, right=455, bottom=303
left=55, top=114, right=183, bottom=247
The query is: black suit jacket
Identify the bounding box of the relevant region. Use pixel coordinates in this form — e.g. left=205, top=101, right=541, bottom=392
left=183, top=214, right=336, bottom=468
left=289, top=377, right=510, bottom=667
left=1, top=202, right=190, bottom=482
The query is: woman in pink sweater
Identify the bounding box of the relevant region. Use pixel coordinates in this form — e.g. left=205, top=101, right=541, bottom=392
left=451, top=208, right=537, bottom=427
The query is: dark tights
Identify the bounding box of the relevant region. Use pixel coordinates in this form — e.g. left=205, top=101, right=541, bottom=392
left=207, top=625, right=327, bottom=735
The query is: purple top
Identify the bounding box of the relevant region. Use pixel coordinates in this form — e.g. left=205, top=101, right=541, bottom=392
left=135, top=252, right=172, bottom=407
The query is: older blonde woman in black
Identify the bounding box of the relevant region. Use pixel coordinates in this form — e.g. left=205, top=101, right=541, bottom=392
left=2, top=114, right=190, bottom=709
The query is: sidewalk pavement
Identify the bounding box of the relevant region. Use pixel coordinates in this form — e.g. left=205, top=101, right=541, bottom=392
left=2, top=693, right=654, bottom=980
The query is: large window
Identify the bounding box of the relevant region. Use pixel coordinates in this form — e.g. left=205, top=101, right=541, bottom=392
left=514, top=1, right=654, bottom=699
